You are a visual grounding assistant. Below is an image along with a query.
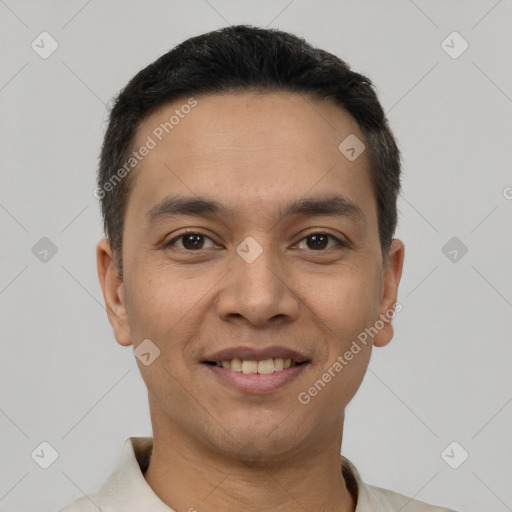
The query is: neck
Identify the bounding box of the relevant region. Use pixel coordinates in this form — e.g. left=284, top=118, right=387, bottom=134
left=143, top=405, right=356, bottom=512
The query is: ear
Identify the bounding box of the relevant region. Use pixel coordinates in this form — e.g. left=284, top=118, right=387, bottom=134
left=96, top=238, right=132, bottom=346
left=373, top=239, right=405, bottom=348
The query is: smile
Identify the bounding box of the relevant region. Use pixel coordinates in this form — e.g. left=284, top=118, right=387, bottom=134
left=201, top=345, right=311, bottom=393
left=204, top=357, right=306, bottom=374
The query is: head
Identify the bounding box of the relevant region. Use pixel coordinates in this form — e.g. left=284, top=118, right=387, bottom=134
left=97, top=25, right=404, bottom=462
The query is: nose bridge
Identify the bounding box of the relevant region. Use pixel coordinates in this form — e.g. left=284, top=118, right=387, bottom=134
left=215, top=235, right=300, bottom=325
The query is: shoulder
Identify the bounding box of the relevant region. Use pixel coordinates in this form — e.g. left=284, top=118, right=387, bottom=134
left=366, top=483, right=458, bottom=512
left=341, top=456, right=457, bottom=512
left=58, top=492, right=100, bottom=512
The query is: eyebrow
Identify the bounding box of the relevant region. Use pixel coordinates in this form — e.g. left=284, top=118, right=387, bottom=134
left=145, top=194, right=366, bottom=227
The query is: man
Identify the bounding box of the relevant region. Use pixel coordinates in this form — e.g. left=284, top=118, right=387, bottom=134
left=61, top=25, right=456, bottom=511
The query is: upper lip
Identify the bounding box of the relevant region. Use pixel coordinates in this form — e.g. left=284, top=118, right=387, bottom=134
left=203, top=345, right=310, bottom=363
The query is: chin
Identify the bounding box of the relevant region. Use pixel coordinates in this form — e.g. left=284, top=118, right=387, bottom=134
left=212, top=423, right=305, bottom=462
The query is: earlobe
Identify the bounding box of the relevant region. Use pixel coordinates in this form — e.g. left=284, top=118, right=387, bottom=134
left=96, top=238, right=132, bottom=347
left=373, top=239, right=405, bottom=348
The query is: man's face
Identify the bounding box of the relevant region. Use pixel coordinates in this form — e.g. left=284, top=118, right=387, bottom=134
left=98, top=92, right=403, bottom=460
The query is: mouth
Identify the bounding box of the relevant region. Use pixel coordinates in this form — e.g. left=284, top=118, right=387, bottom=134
left=201, top=346, right=311, bottom=393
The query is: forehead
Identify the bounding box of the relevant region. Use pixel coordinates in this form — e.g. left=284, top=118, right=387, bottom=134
left=127, top=92, right=376, bottom=225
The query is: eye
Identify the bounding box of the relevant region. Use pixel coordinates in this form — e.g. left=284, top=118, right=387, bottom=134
left=164, top=230, right=347, bottom=252
left=165, top=232, right=217, bottom=251
left=296, top=232, right=346, bottom=251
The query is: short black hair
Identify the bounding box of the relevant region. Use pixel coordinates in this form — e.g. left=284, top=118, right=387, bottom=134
left=97, top=24, right=401, bottom=273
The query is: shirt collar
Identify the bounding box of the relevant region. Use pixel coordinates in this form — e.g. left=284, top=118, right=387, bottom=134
left=98, top=437, right=173, bottom=511
left=98, top=436, right=373, bottom=511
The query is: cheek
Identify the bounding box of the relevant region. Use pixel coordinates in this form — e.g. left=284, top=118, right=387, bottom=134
left=304, top=263, right=382, bottom=339
left=122, top=267, right=217, bottom=408
left=124, top=264, right=203, bottom=338
left=299, top=275, right=379, bottom=415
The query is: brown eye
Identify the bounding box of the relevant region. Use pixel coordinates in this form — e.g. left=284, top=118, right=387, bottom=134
left=297, top=233, right=345, bottom=251
left=166, top=233, right=216, bottom=251
left=306, top=233, right=328, bottom=250
left=181, top=234, right=205, bottom=250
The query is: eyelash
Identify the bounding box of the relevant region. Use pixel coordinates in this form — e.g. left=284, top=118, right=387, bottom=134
left=164, top=230, right=348, bottom=252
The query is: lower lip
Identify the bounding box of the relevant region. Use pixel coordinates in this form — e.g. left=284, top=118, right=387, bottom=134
left=202, top=363, right=310, bottom=393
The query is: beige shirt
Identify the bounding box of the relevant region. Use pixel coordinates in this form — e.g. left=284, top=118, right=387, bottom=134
left=59, top=437, right=456, bottom=512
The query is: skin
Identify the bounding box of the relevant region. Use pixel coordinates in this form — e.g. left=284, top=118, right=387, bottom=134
left=97, top=91, right=404, bottom=512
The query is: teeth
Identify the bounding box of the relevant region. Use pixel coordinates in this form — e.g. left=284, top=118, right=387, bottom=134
left=231, top=358, right=242, bottom=371
left=216, top=357, right=301, bottom=373
left=241, top=360, right=258, bottom=374
left=257, top=358, right=274, bottom=374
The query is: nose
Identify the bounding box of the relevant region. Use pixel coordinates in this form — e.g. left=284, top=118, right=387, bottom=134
left=214, top=240, right=301, bottom=327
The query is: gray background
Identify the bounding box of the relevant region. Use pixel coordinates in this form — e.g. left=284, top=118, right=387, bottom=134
left=1, top=1, right=511, bottom=511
